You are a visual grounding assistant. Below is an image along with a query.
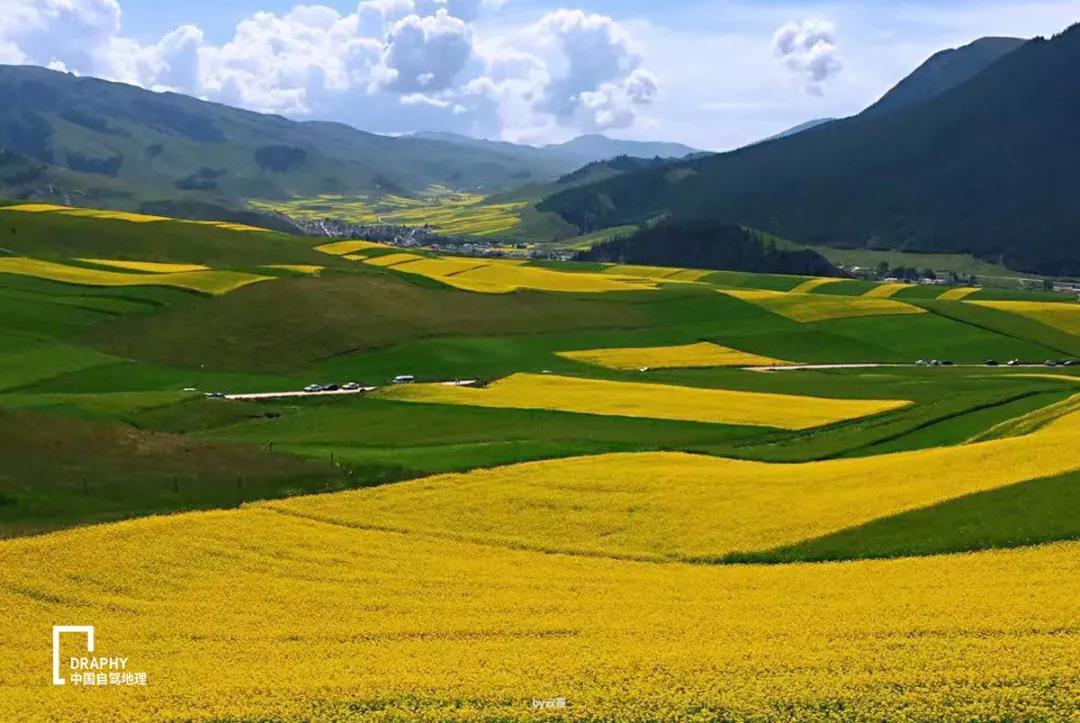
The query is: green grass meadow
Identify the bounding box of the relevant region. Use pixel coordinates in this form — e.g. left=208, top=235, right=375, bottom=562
left=1, top=208, right=1077, bottom=553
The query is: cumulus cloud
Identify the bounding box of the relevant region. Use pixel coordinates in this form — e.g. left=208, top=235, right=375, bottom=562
left=0, top=0, right=121, bottom=76
left=773, top=19, right=841, bottom=95
left=0, top=0, right=659, bottom=142
left=379, top=10, right=473, bottom=92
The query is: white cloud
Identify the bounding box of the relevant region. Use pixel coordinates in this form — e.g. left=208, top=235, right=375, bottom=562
left=773, top=18, right=842, bottom=95
left=0, top=0, right=121, bottom=76
left=0, top=0, right=661, bottom=142
left=380, top=10, right=473, bottom=92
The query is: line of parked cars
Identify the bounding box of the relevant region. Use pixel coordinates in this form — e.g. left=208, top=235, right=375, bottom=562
left=302, top=375, right=417, bottom=394
left=303, top=382, right=364, bottom=393
left=915, top=359, right=1079, bottom=368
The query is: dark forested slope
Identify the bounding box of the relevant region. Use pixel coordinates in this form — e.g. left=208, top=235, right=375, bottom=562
left=540, top=27, right=1080, bottom=274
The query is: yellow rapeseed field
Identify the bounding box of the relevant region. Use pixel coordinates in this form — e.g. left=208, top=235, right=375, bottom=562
left=0, top=257, right=270, bottom=295
left=77, top=258, right=210, bottom=274
left=938, top=287, right=981, bottom=301
left=363, top=253, right=427, bottom=267
left=968, top=300, right=1080, bottom=335
left=443, top=263, right=656, bottom=293
left=1, top=507, right=1076, bottom=722
left=381, top=198, right=526, bottom=236
left=602, top=264, right=683, bottom=280
left=261, top=264, right=324, bottom=275
left=557, top=342, right=792, bottom=370
left=0, top=204, right=266, bottom=231
left=279, top=407, right=1080, bottom=561
left=665, top=268, right=714, bottom=282
left=864, top=283, right=910, bottom=298
left=723, top=289, right=926, bottom=322
left=314, top=240, right=393, bottom=256
left=788, top=277, right=844, bottom=294
left=378, top=373, right=909, bottom=429
left=359, top=255, right=659, bottom=294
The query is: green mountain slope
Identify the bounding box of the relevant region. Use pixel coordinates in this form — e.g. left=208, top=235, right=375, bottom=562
left=538, top=27, right=1080, bottom=274
left=0, top=65, right=575, bottom=207
left=573, top=221, right=843, bottom=277
left=864, top=36, right=1025, bottom=116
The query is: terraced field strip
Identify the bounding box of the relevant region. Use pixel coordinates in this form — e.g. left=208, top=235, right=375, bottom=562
left=602, top=264, right=684, bottom=280
left=789, top=277, right=845, bottom=294
left=261, top=265, right=324, bottom=275
left=380, top=199, right=526, bottom=236
left=0, top=203, right=267, bottom=232
left=274, top=407, right=1080, bottom=561
left=558, top=342, right=793, bottom=370
left=362, top=253, right=427, bottom=268
left=722, top=289, right=926, bottom=322
left=0, top=258, right=271, bottom=296
left=377, top=373, right=910, bottom=429
left=250, top=196, right=380, bottom=224
left=362, top=254, right=660, bottom=294
left=864, top=283, right=909, bottom=298
left=939, top=287, right=981, bottom=301
left=77, top=259, right=210, bottom=273
left=967, top=300, right=1080, bottom=336
left=314, top=240, right=394, bottom=256
left=968, top=391, right=1080, bottom=442
left=2, top=506, right=1076, bottom=721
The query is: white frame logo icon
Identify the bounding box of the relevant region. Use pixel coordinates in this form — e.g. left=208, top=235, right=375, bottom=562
left=52, top=626, right=94, bottom=685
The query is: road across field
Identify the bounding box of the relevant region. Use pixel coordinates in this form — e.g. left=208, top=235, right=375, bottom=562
left=224, top=379, right=478, bottom=402
left=221, top=365, right=1079, bottom=399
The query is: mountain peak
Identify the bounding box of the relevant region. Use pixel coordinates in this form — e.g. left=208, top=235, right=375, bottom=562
left=865, top=35, right=1026, bottom=115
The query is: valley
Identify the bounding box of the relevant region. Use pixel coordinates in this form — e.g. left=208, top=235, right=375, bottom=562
left=1, top=13, right=1079, bottom=723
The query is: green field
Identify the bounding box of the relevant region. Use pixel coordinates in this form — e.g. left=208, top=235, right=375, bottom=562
left=1, top=206, right=1078, bottom=542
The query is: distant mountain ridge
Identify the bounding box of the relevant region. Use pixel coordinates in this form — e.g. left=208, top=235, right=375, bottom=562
left=544, top=134, right=701, bottom=164
left=539, top=27, right=1080, bottom=274
left=0, top=65, right=691, bottom=211
left=411, top=131, right=701, bottom=166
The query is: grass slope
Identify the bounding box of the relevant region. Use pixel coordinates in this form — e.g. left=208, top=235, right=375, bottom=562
left=730, top=470, right=1080, bottom=563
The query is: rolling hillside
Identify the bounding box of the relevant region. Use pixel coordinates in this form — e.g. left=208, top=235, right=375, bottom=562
left=539, top=26, right=1080, bottom=274
left=0, top=66, right=574, bottom=208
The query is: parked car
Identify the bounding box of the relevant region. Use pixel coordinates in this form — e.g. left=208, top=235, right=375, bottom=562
left=915, top=360, right=928, bottom=366
left=941, top=360, right=954, bottom=367
left=323, top=383, right=340, bottom=392
left=1007, top=359, right=1021, bottom=367
left=303, top=384, right=322, bottom=393
left=1044, top=360, right=1058, bottom=368
left=392, top=375, right=416, bottom=385
left=343, top=382, right=361, bottom=391
left=985, top=360, right=999, bottom=367
left=205, top=392, right=226, bottom=399
left=928, top=360, right=941, bottom=367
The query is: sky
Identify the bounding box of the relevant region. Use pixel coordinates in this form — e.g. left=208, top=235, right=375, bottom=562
left=2, top=1, right=1079, bottom=150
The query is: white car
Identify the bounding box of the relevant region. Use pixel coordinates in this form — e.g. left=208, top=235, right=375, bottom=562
left=342, top=382, right=361, bottom=391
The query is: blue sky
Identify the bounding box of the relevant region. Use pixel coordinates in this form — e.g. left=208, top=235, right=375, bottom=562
left=4, top=1, right=1079, bottom=149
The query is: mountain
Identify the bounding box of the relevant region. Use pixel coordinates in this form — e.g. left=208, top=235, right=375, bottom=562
left=538, top=27, right=1080, bottom=275
left=545, top=135, right=701, bottom=164
left=865, top=36, right=1025, bottom=116
left=760, top=119, right=836, bottom=143
left=574, top=220, right=843, bottom=277
left=412, top=131, right=702, bottom=167
left=0, top=65, right=575, bottom=208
